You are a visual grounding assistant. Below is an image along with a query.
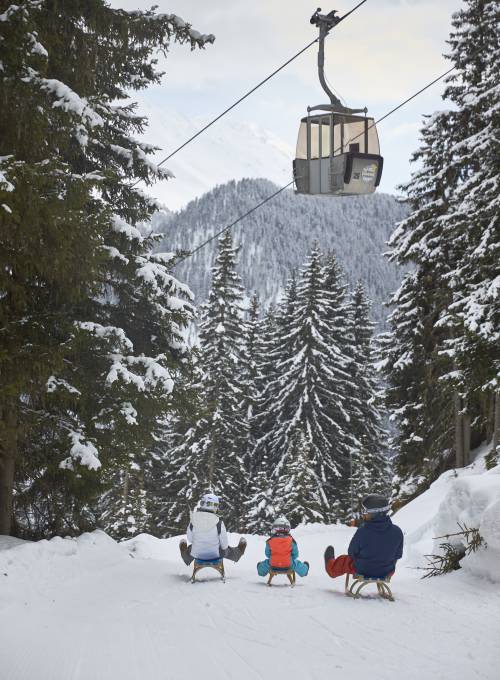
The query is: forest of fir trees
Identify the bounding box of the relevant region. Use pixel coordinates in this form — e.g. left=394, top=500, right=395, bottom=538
left=0, top=0, right=388, bottom=541
left=1, top=0, right=498, bottom=542
left=153, top=233, right=390, bottom=537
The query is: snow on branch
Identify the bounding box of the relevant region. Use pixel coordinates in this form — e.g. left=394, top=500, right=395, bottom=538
left=120, top=402, right=138, bottom=425
left=135, top=257, right=195, bottom=302
left=111, top=214, right=144, bottom=242
left=46, top=376, right=81, bottom=395
left=100, top=245, right=130, bottom=265
left=75, top=321, right=134, bottom=352
left=0, top=162, right=15, bottom=192
left=131, top=11, right=216, bottom=48
left=106, top=354, right=174, bottom=394
left=60, top=432, right=101, bottom=471
left=30, top=73, right=104, bottom=128
left=0, top=3, right=32, bottom=23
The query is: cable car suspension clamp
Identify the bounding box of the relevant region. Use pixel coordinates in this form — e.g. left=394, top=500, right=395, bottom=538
left=310, top=8, right=358, bottom=114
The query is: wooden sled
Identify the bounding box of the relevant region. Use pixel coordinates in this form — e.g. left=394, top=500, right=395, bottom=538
left=191, top=558, right=225, bottom=583
left=267, top=568, right=296, bottom=587
left=345, top=573, right=394, bottom=601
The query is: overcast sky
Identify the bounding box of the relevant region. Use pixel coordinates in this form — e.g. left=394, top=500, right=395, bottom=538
left=111, top=0, right=463, bottom=207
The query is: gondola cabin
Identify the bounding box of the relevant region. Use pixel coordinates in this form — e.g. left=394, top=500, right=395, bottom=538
left=294, top=111, right=383, bottom=196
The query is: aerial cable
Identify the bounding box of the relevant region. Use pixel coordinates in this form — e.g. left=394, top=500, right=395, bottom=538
left=375, top=66, right=456, bottom=128
left=174, top=180, right=296, bottom=264
left=327, top=66, right=457, bottom=156
left=172, top=65, right=456, bottom=268
left=130, top=1, right=370, bottom=189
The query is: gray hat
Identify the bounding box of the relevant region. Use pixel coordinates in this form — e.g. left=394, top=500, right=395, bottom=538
left=362, top=494, right=390, bottom=514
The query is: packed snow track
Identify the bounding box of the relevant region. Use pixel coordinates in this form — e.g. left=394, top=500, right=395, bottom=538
left=1, top=522, right=498, bottom=680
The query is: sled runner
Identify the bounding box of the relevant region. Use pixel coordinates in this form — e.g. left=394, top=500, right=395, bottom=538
left=345, top=573, right=394, bottom=601
left=191, top=558, right=225, bottom=583
left=267, top=567, right=296, bottom=587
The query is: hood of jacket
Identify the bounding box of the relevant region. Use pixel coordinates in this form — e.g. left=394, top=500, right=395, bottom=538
left=191, top=510, right=219, bottom=532
left=364, top=515, right=393, bottom=533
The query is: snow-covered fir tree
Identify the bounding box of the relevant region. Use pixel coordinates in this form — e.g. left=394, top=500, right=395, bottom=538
left=381, top=110, right=457, bottom=498
left=348, top=282, right=390, bottom=514
left=244, top=449, right=276, bottom=534
left=436, top=0, right=500, bottom=466
left=0, top=1, right=213, bottom=536
left=261, top=245, right=357, bottom=522
left=240, top=294, right=262, bottom=479
left=321, top=253, right=362, bottom=517
left=244, top=304, right=280, bottom=532
left=274, top=430, right=323, bottom=528
left=382, top=0, right=499, bottom=499
left=250, top=275, right=299, bottom=485
left=163, top=232, right=248, bottom=532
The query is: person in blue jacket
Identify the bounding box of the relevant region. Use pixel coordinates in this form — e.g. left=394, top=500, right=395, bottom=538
left=324, top=494, right=404, bottom=579
left=257, top=517, right=310, bottom=578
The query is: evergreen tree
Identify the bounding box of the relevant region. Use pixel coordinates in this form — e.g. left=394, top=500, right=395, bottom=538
left=348, top=282, right=390, bottom=514
left=244, top=304, right=280, bottom=532
left=274, top=430, right=323, bottom=527
left=240, top=294, right=262, bottom=479
left=437, top=0, right=500, bottom=461
left=0, top=1, right=213, bottom=536
left=321, top=253, right=361, bottom=516
left=263, top=245, right=356, bottom=522
left=382, top=104, right=458, bottom=501
left=244, top=449, right=276, bottom=534
left=163, top=232, right=248, bottom=532
left=382, top=0, right=499, bottom=500
left=253, top=276, right=299, bottom=455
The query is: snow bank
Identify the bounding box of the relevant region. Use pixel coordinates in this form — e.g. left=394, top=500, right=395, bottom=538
left=394, top=444, right=500, bottom=582
left=0, top=530, right=122, bottom=588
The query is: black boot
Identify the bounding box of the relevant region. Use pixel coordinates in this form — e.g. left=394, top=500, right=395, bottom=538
left=324, top=545, right=335, bottom=569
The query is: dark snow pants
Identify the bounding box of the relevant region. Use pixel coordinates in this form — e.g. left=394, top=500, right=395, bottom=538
left=180, top=543, right=244, bottom=566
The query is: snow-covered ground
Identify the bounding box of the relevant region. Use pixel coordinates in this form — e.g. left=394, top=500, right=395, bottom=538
left=1, top=451, right=499, bottom=680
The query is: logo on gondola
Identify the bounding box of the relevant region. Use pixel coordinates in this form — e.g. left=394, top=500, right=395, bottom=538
left=361, top=163, right=377, bottom=183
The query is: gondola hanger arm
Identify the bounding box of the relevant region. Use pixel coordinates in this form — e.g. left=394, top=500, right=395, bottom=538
left=310, top=7, right=365, bottom=114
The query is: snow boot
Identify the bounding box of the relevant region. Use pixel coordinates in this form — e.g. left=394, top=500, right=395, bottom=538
left=179, top=539, right=193, bottom=566
left=224, top=538, right=247, bottom=563
left=324, top=546, right=335, bottom=569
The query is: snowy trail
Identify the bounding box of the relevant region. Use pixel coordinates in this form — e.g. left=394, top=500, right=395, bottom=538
left=1, top=524, right=499, bottom=680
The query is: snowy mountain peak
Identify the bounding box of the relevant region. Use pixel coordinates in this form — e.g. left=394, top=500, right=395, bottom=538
left=152, top=178, right=408, bottom=324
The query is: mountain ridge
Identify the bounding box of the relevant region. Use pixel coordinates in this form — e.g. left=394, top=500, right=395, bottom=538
left=152, top=178, right=408, bottom=324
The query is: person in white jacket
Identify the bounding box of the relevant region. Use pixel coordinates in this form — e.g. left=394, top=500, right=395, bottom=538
left=179, top=493, right=246, bottom=565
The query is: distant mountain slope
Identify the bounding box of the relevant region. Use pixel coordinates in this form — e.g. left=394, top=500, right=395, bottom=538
left=137, top=105, right=293, bottom=210
left=152, top=178, right=408, bottom=324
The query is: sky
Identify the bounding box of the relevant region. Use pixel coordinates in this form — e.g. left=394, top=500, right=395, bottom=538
left=110, top=0, right=463, bottom=209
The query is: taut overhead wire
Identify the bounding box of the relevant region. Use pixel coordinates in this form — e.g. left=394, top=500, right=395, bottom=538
left=172, top=65, right=456, bottom=267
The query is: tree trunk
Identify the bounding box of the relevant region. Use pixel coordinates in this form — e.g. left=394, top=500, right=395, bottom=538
left=0, top=402, right=18, bottom=535
left=492, top=391, right=500, bottom=460
left=454, top=392, right=464, bottom=468
left=123, top=469, right=129, bottom=504
left=463, top=411, right=471, bottom=467
left=454, top=393, right=471, bottom=468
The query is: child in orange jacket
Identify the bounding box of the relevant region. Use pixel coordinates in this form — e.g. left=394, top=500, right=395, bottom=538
left=257, top=517, right=309, bottom=577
